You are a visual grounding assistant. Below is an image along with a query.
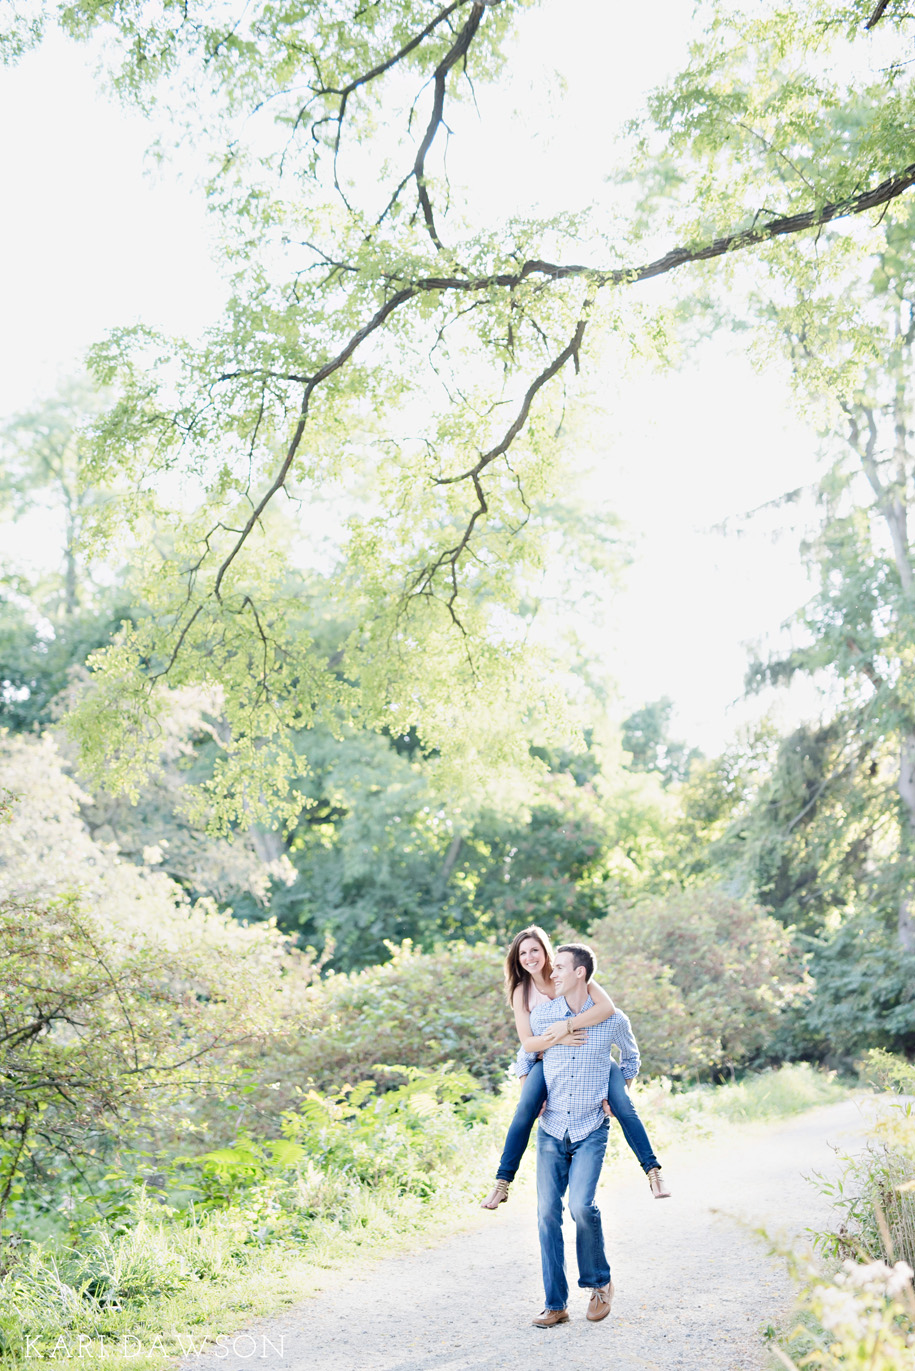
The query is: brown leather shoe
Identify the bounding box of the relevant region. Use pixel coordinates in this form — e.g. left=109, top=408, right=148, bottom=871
left=586, top=1281, right=614, bottom=1322
left=647, top=1167, right=671, bottom=1199
left=532, top=1308, right=569, bottom=1327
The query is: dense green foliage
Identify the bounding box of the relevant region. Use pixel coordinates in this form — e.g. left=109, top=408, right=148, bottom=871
left=620, top=698, right=702, bottom=787
left=0, top=1067, right=504, bottom=1369
left=584, top=887, right=808, bottom=1077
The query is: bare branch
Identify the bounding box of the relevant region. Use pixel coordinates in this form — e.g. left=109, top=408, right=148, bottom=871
left=299, top=0, right=474, bottom=206
left=412, top=2, right=486, bottom=250
left=408, top=310, right=590, bottom=611
left=213, top=284, right=420, bottom=598
left=435, top=312, right=589, bottom=489
left=194, top=157, right=915, bottom=650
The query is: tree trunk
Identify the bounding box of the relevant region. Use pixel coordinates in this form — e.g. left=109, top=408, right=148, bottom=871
left=64, top=540, right=78, bottom=618
left=249, top=825, right=284, bottom=865
left=897, top=733, right=915, bottom=951
left=439, top=833, right=462, bottom=889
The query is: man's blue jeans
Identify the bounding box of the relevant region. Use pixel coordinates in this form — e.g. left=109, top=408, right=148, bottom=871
left=537, top=1119, right=611, bottom=1311
left=495, top=1058, right=659, bottom=1181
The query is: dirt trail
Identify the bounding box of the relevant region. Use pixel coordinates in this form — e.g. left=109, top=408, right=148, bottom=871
left=181, top=1098, right=875, bottom=1371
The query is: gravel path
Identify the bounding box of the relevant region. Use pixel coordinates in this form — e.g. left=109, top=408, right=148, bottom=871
left=181, top=1098, right=873, bottom=1371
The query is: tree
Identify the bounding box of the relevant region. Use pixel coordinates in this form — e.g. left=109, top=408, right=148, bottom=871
left=0, top=596, right=126, bottom=733
left=0, top=382, right=134, bottom=734
left=742, top=199, right=915, bottom=951
left=230, top=715, right=672, bottom=970
left=621, top=697, right=702, bottom=787
left=3, top=1, right=915, bottom=819
left=0, top=380, right=109, bottom=619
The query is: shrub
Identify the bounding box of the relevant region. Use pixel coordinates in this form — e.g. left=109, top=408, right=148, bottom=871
left=0, top=895, right=283, bottom=1236
left=860, top=1050, right=915, bottom=1098
left=779, top=1259, right=915, bottom=1370
left=252, top=939, right=514, bottom=1107
left=582, top=886, right=809, bottom=1077
left=0, top=1062, right=504, bottom=1365
left=194, top=1066, right=487, bottom=1205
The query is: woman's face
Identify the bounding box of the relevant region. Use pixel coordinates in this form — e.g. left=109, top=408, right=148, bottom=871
left=518, top=936, right=546, bottom=978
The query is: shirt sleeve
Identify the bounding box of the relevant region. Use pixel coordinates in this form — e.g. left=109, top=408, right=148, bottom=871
left=612, top=1010, right=641, bottom=1080
left=514, top=1044, right=537, bottom=1077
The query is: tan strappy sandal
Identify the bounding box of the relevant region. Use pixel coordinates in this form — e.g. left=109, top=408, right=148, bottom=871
left=647, top=1167, right=671, bottom=1199
left=480, top=1178, right=510, bottom=1209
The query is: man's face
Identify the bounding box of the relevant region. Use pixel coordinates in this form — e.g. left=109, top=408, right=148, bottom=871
left=551, top=951, right=580, bottom=999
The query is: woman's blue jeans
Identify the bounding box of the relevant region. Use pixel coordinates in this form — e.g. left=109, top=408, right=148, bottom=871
left=495, top=1057, right=659, bottom=1182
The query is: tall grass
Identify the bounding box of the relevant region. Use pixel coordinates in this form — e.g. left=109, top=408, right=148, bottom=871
left=600, top=1063, right=847, bottom=1170
left=776, top=1052, right=915, bottom=1370
left=2, top=1070, right=513, bottom=1371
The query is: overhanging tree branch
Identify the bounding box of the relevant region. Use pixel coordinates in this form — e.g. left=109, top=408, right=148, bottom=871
left=205, top=158, right=915, bottom=614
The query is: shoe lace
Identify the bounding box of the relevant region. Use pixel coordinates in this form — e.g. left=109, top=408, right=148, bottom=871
left=590, top=1287, right=609, bottom=1306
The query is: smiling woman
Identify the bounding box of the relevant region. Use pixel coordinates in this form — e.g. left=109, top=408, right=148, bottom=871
left=480, top=925, right=669, bottom=1209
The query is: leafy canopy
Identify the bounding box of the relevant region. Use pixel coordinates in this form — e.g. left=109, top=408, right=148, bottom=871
left=5, top=0, right=915, bottom=819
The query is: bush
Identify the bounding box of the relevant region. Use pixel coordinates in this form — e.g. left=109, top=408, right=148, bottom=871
left=860, top=1050, right=915, bottom=1097
left=252, top=939, right=514, bottom=1108
left=779, top=1259, right=915, bottom=1370
left=249, top=886, right=811, bottom=1111
left=194, top=1066, right=487, bottom=1204
left=0, top=894, right=284, bottom=1236
left=0, top=1065, right=504, bottom=1367
left=581, top=886, right=809, bottom=1077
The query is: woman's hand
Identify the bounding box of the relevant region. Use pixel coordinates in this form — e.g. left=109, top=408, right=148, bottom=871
left=542, top=1021, right=587, bottom=1046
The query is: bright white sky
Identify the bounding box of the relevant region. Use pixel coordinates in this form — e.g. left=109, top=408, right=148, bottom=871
left=0, top=1, right=828, bottom=756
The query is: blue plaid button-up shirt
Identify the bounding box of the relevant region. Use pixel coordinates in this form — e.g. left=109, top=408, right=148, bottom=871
left=523, top=997, right=641, bottom=1143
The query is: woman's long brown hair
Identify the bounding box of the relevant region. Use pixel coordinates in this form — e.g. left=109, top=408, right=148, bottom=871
left=504, top=925, right=555, bottom=1013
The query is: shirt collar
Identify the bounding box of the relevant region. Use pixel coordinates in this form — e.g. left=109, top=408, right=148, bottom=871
left=558, top=994, right=594, bottom=1015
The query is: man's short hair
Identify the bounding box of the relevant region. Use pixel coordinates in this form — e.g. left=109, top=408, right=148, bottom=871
left=557, top=942, right=596, bottom=980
